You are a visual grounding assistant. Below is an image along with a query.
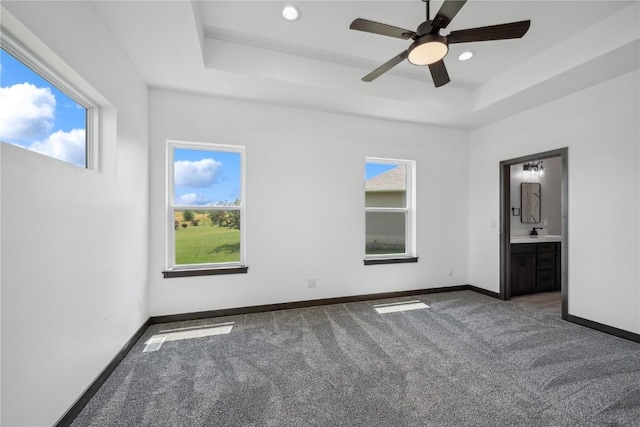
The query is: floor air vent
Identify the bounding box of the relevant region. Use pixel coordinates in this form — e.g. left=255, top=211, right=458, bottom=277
left=374, top=300, right=429, bottom=314
left=143, top=336, right=166, bottom=352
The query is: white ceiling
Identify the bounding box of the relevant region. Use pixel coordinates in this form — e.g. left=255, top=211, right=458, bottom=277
left=94, top=0, right=639, bottom=129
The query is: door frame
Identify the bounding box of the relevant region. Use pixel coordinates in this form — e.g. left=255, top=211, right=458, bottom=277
left=499, top=148, right=569, bottom=319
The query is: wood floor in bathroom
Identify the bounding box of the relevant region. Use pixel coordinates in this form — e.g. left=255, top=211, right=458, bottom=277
left=511, top=291, right=561, bottom=317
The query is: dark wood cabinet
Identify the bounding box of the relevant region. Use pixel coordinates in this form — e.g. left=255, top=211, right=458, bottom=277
left=511, top=249, right=536, bottom=295
left=555, top=250, right=561, bottom=290
left=510, top=242, right=560, bottom=296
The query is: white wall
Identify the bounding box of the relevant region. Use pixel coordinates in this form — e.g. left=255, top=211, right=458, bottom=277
left=149, top=90, right=469, bottom=316
left=0, top=2, right=149, bottom=426
left=510, top=157, right=562, bottom=235
left=469, top=70, right=640, bottom=334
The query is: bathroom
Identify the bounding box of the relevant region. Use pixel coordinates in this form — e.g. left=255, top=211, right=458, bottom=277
left=508, top=156, right=563, bottom=311
left=510, top=157, right=562, bottom=240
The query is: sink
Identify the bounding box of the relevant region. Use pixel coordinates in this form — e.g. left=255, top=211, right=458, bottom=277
left=511, top=235, right=562, bottom=244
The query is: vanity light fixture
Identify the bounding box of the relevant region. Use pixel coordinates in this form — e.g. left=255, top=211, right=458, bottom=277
left=523, top=161, right=544, bottom=177
left=282, top=5, right=300, bottom=21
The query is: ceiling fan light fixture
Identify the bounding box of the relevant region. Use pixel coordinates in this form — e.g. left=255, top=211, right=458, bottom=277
left=282, top=5, right=300, bottom=21
left=407, top=35, right=449, bottom=66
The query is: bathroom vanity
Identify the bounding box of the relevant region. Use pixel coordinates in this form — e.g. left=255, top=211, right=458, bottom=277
left=510, top=236, right=561, bottom=296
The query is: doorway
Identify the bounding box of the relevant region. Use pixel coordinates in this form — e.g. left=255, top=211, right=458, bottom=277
left=499, top=148, right=568, bottom=320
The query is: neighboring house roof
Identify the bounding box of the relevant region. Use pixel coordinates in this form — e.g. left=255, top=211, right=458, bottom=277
left=365, top=166, right=406, bottom=192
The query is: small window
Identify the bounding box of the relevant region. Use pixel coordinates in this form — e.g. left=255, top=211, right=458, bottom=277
left=365, top=158, right=415, bottom=259
left=167, top=141, right=245, bottom=272
left=0, top=45, right=91, bottom=168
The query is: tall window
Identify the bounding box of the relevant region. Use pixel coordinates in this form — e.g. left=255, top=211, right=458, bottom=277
left=167, top=141, right=245, bottom=271
left=0, top=44, right=91, bottom=168
left=365, top=158, right=415, bottom=259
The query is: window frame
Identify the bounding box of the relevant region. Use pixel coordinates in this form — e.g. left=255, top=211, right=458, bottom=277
left=166, top=140, right=247, bottom=274
left=364, top=157, right=416, bottom=261
left=1, top=30, right=99, bottom=170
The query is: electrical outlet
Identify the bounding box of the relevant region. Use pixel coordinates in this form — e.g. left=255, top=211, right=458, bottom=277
left=307, top=279, right=317, bottom=288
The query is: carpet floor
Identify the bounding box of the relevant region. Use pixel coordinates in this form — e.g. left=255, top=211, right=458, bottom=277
left=71, top=291, right=640, bottom=426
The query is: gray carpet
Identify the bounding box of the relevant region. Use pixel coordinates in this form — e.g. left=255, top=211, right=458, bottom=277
left=71, top=291, right=640, bottom=426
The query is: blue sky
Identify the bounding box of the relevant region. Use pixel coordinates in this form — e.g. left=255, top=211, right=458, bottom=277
left=174, top=148, right=241, bottom=206
left=0, top=48, right=86, bottom=166
left=366, top=162, right=396, bottom=180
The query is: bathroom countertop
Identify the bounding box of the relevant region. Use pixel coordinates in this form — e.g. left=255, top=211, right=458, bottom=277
left=510, top=235, right=562, bottom=244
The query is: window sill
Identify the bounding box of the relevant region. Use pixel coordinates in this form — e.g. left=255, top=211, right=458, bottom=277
left=162, top=266, right=248, bottom=278
left=363, top=257, right=418, bottom=266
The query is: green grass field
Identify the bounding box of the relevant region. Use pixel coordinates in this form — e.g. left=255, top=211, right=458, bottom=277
left=365, top=246, right=405, bottom=255
left=175, top=214, right=240, bottom=264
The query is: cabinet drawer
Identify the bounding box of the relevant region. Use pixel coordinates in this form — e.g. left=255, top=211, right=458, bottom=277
left=511, top=243, right=536, bottom=254
left=537, top=252, right=555, bottom=270
left=537, top=269, right=556, bottom=290
left=537, top=243, right=556, bottom=253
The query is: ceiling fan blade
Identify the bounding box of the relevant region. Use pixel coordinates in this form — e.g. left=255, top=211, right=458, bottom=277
left=350, top=18, right=415, bottom=40
left=448, top=20, right=531, bottom=44
left=431, top=0, right=467, bottom=31
left=362, top=51, right=408, bottom=82
left=428, top=60, right=450, bottom=87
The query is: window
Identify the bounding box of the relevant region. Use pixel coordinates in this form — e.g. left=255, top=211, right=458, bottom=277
left=0, top=39, right=95, bottom=168
left=365, top=158, right=416, bottom=262
left=166, top=141, right=245, bottom=275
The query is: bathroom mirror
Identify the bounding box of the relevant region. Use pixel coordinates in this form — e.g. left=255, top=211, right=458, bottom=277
left=521, top=182, right=541, bottom=223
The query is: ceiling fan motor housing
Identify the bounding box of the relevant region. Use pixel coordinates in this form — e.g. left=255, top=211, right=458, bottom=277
left=416, top=21, right=434, bottom=36
left=407, top=34, right=449, bottom=65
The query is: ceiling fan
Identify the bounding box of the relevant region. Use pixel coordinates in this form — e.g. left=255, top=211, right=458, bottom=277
left=349, top=0, right=531, bottom=87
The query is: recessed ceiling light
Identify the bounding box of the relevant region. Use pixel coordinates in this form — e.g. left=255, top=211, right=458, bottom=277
left=458, top=51, right=474, bottom=61
left=282, top=5, right=300, bottom=21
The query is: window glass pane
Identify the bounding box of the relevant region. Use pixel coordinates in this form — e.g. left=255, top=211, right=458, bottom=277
left=174, top=210, right=240, bottom=264
left=0, top=48, right=87, bottom=167
left=174, top=148, right=241, bottom=206
left=365, top=163, right=407, bottom=207
left=365, top=212, right=406, bottom=255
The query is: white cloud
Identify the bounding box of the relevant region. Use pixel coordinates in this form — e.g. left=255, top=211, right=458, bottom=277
left=174, top=158, right=221, bottom=188
left=175, top=193, right=209, bottom=205
left=29, top=128, right=86, bottom=167
left=0, top=83, right=56, bottom=142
